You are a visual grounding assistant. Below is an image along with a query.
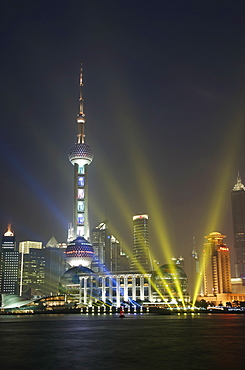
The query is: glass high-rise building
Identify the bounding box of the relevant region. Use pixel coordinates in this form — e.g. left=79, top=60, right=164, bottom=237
left=231, top=173, right=245, bottom=277
left=131, top=214, right=153, bottom=271
left=0, top=225, right=19, bottom=295
left=20, top=246, right=67, bottom=298
left=91, top=220, right=129, bottom=272
left=19, top=241, right=43, bottom=296
left=190, top=245, right=201, bottom=298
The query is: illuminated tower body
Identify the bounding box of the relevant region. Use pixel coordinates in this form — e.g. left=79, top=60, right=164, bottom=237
left=203, top=232, right=231, bottom=295
left=131, top=214, right=153, bottom=271
left=68, top=65, right=93, bottom=241
left=0, top=225, right=19, bottom=295
left=66, top=66, right=94, bottom=269
left=231, top=173, right=245, bottom=277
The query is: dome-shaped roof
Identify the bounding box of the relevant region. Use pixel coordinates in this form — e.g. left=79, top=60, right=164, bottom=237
left=209, top=232, right=221, bottom=237
left=154, top=264, right=188, bottom=297
left=60, top=266, right=95, bottom=285
left=65, top=236, right=94, bottom=267
left=68, top=142, right=93, bottom=166
left=157, top=264, right=187, bottom=279
left=205, top=231, right=226, bottom=240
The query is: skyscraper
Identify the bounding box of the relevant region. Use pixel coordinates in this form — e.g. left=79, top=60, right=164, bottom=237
left=0, top=224, right=19, bottom=295
left=19, top=240, right=42, bottom=296
left=91, top=220, right=129, bottom=272
left=190, top=239, right=201, bottom=298
left=203, top=232, right=231, bottom=295
left=231, top=173, right=245, bottom=277
left=20, top=244, right=67, bottom=298
left=68, top=65, right=93, bottom=241
left=131, top=214, right=153, bottom=271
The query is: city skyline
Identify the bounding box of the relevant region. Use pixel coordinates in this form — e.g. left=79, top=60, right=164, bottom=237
left=1, top=2, right=245, bottom=277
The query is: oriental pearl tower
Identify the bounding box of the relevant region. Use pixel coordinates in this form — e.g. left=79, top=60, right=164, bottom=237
left=66, top=65, right=94, bottom=268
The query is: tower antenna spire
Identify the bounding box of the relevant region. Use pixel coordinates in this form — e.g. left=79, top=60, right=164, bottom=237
left=237, top=171, right=241, bottom=183
left=79, top=63, right=84, bottom=115
left=77, top=63, right=86, bottom=144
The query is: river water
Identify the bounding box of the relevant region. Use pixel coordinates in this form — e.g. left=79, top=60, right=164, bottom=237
left=0, top=313, right=244, bottom=369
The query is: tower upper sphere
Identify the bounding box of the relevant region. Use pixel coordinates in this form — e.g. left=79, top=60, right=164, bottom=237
left=68, top=142, right=93, bottom=166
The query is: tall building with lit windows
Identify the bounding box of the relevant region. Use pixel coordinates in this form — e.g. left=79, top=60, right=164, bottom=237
left=231, top=173, right=245, bottom=277
left=203, top=232, right=231, bottom=295
left=19, top=241, right=43, bottom=296
left=20, top=241, right=67, bottom=298
left=0, top=224, right=19, bottom=295
left=91, top=220, right=130, bottom=272
left=131, top=214, right=153, bottom=271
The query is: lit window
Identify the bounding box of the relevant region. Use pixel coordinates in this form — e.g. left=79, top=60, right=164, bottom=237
left=78, top=176, right=85, bottom=187
left=77, top=226, right=84, bottom=236
left=78, top=166, right=85, bottom=174
left=78, top=189, right=84, bottom=199
left=77, top=201, right=85, bottom=212
left=77, top=214, right=84, bottom=224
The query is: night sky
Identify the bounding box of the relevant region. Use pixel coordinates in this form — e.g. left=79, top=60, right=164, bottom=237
left=1, top=1, right=245, bottom=276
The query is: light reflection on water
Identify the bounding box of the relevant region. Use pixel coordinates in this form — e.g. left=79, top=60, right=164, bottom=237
left=0, top=314, right=244, bottom=369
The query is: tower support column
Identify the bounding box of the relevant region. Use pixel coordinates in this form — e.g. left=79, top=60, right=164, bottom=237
left=116, top=276, right=120, bottom=307
left=140, top=275, right=144, bottom=301
left=102, top=276, right=106, bottom=303
left=109, top=276, right=113, bottom=304
left=132, top=275, right=136, bottom=300
left=124, top=276, right=128, bottom=301
left=84, top=277, right=88, bottom=305
left=148, top=276, right=152, bottom=301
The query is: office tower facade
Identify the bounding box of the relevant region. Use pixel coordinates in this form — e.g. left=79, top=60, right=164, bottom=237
left=21, top=246, right=66, bottom=298
left=91, top=220, right=129, bottom=272
left=203, top=232, right=231, bottom=295
left=0, top=225, right=19, bottom=295
left=68, top=65, right=93, bottom=241
left=41, top=247, right=67, bottom=295
left=231, top=173, right=245, bottom=277
left=19, top=240, right=42, bottom=296
left=131, top=214, right=153, bottom=271
left=190, top=245, right=201, bottom=298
